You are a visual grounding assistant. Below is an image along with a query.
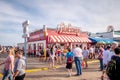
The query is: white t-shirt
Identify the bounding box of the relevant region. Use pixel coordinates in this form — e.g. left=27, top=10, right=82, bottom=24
left=83, top=50, right=89, bottom=58
left=73, top=47, right=83, bottom=59
left=108, top=51, right=115, bottom=62
left=103, top=50, right=110, bottom=65
left=14, top=57, right=26, bottom=76
left=89, top=47, right=94, bottom=53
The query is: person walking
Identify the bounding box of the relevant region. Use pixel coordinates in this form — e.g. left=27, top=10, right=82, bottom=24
left=13, top=50, right=26, bottom=80
left=39, top=47, right=44, bottom=62
left=89, top=46, right=94, bottom=59
left=66, top=48, right=74, bottom=77
left=56, top=47, right=62, bottom=64
left=0, top=48, right=14, bottom=80
left=98, top=45, right=104, bottom=71
left=49, top=45, right=56, bottom=69
left=107, top=47, right=120, bottom=80
left=108, top=42, right=118, bottom=62
left=101, top=46, right=111, bottom=79
left=45, top=48, right=50, bottom=62
left=73, top=44, right=83, bottom=76
left=82, top=46, right=89, bottom=68
left=62, top=47, right=68, bottom=62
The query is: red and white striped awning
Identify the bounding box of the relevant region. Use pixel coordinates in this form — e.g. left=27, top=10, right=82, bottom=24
left=48, top=35, right=91, bottom=43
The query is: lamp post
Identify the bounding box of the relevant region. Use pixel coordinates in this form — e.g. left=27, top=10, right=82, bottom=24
left=22, top=20, right=29, bottom=58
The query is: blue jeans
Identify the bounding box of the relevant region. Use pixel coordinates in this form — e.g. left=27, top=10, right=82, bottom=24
left=74, top=57, right=82, bottom=75
left=2, top=70, right=12, bottom=80
left=99, top=59, right=103, bottom=70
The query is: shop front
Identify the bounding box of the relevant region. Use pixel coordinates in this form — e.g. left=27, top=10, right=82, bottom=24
left=27, top=29, right=46, bottom=56
left=26, top=23, right=91, bottom=57
left=47, top=23, right=91, bottom=49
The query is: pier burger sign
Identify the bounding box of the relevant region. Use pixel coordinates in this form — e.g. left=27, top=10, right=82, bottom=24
left=57, top=22, right=81, bottom=35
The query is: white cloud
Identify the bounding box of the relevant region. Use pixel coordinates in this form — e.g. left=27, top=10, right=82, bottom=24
left=0, top=32, right=23, bottom=46
left=0, top=0, right=120, bottom=45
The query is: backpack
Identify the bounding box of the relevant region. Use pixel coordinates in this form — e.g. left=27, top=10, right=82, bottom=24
left=67, top=57, right=73, bottom=63
left=106, top=58, right=118, bottom=78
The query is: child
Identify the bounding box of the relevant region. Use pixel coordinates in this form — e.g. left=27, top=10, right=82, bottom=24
left=66, top=48, right=74, bottom=77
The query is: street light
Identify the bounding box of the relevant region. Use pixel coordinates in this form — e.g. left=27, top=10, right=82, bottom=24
left=22, top=20, right=29, bottom=58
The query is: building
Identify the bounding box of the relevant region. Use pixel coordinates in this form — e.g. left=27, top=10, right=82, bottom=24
left=90, top=31, right=120, bottom=42
left=17, top=43, right=24, bottom=50
left=18, top=23, right=91, bottom=56
left=90, top=26, right=120, bottom=43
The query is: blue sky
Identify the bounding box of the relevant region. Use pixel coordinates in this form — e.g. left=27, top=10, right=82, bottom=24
left=0, top=0, right=120, bottom=46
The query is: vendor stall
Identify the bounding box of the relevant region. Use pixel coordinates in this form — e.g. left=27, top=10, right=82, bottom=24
left=89, top=37, right=114, bottom=44
left=23, top=23, right=91, bottom=56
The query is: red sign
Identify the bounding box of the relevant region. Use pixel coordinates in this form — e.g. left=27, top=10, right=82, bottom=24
left=27, top=30, right=45, bottom=42
left=57, top=23, right=81, bottom=35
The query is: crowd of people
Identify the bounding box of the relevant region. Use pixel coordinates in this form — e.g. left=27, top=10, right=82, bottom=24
left=38, top=44, right=100, bottom=76
left=0, top=48, right=26, bottom=80
left=40, top=44, right=108, bottom=69
left=99, top=42, right=120, bottom=80
left=0, top=42, right=120, bottom=80
left=40, top=42, right=120, bottom=79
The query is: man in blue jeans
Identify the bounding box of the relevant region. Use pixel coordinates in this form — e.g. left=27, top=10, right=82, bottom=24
left=73, top=44, right=83, bottom=76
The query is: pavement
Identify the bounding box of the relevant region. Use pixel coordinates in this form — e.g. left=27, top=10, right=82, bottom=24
left=0, top=57, right=101, bottom=80
left=25, top=60, right=107, bottom=80
left=25, top=59, right=99, bottom=73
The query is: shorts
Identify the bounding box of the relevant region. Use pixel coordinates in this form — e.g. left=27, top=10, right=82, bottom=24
left=66, top=63, right=72, bottom=69
left=58, top=53, right=61, bottom=57
left=15, top=73, right=25, bottom=80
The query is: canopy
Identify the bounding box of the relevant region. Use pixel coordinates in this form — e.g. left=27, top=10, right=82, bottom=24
left=89, top=37, right=114, bottom=44
left=48, top=35, right=91, bottom=43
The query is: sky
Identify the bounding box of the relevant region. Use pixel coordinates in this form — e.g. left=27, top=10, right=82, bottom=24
left=0, top=0, right=120, bottom=46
